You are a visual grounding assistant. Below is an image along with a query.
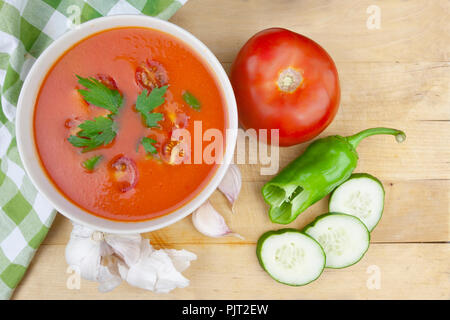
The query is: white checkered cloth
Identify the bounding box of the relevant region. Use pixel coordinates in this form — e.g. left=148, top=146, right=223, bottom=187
left=0, top=0, right=186, bottom=300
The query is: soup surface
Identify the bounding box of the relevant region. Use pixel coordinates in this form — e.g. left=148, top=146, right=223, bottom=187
left=34, top=27, right=226, bottom=221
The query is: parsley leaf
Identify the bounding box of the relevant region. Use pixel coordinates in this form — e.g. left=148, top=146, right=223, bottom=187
left=136, top=86, right=167, bottom=128
left=77, top=75, right=123, bottom=114
left=142, top=137, right=157, bottom=154
left=143, top=112, right=164, bottom=128
left=68, top=116, right=117, bottom=152
left=182, top=91, right=201, bottom=111
left=82, top=155, right=103, bottom=171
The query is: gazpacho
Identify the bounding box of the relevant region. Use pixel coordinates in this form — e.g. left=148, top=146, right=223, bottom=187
left=34, top=27, right=226, bottom=221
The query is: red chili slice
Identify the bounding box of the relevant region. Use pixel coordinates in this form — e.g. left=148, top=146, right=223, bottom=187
left=161, top=139, right=190, bottom=165
left=95, top=74, right=118, bottom=91
left=65, top=117, right=84, bottom=136
left=64, top=117, right=82, bottom=129
left=135, top=60, right=168, bottom=91
left=109, top=156, right=139, bottom=192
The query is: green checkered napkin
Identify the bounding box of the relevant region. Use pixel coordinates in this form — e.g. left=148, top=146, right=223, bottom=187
left=0, top=0, right=187, bottom=300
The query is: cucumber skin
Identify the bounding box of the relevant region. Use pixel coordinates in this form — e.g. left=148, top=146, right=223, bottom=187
left=256, top=228, right=326, bottom=286
left=302, top=213, right=371, bottom=269
left=328, top=173, right=385, bottom=232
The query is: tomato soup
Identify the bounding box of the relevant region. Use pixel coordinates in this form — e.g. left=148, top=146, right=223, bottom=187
left=34, top=27, right=226, bottom=221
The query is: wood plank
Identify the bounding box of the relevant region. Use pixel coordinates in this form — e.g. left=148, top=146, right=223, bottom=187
left=237, top=120, right=450, bottom=181
left=12, top=243, right=450, bottom=300
left=15, top=0, right=450, bottom=300
left=334, top=62, right=450, bottom=121
left=172, top=0, right=449, bottom=63
left=43, top=178, right=449, bottom=245
left=221, top=62, right=450, bottom=121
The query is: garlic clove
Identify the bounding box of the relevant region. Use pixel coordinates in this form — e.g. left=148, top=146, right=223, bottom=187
left=124, top=261, right=158, bottom=291
left=117, top=259, right=129, bottom=280
left=192, top=201, right=243, bottom=239
left=65, top=234, right=96, bottom=267
left=105, top=233, right=142, bottom=266
left=70, top=221, right=95, bottom=238
left=77, top=242, right=103, bottom=282
left=97, top=262, right=122, bottom=293
left=139, top=237, right=154, bottom=257
left=122, top=239, right=158, bottom=291
left=97, top=255, right=124, bottom=293
left=218, top=164, right=242, bottom=211
left=122, top=239, right=192, bottom=293
left=97, top=268, right=122, bottom=293
left=149, top=250, right=190, bottom=293
left=164, top=249, right=197, bottom=272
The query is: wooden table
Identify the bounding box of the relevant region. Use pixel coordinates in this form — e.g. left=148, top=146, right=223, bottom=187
left=13, top=0, right=449, bottom=299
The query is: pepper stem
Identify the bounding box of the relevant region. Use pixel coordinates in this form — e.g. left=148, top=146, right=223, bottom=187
left=346, top=127, right=406, bottom=149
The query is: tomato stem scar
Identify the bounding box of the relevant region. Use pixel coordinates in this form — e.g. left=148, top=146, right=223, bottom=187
left=277, top=68, right=303, bottom=93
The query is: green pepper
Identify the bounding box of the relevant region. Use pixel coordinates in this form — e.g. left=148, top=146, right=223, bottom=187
left=262, top=127, right=406, bottom=224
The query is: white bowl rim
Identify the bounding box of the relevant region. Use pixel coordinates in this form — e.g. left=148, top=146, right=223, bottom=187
left=16, top=15, right=237, bottom=234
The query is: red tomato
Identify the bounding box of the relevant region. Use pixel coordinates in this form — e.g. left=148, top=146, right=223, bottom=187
left=230, top=28, right=340, bottom=146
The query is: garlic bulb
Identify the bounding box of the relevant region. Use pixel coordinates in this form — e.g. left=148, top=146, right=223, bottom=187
left=218, top=164, right=242, bottom=211
left=65, top=222, right=196, bottom=293
left=65, top=224, right=112, bottom=282
left=192, top=201, right=243, bottom=239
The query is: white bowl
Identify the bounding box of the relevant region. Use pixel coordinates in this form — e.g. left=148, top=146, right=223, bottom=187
left=16, top=15, right=237, bottom=234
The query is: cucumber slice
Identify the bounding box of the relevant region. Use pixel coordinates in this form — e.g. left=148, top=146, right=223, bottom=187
left=304, top=213, right=370, bottom=269
left=256, top=229, right=325, bottom=286
left=329, top=173, right=385, bottom=231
